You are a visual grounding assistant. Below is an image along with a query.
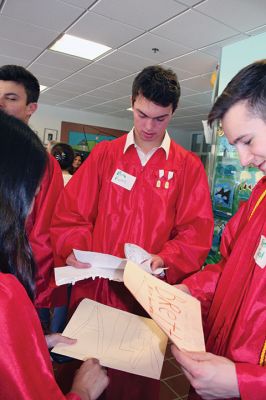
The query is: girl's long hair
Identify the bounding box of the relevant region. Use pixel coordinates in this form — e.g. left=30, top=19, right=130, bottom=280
left=0, top=110, right=47, bottom=301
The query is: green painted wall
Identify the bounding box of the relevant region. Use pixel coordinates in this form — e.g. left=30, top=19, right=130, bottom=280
left=219, top=32, right=266, bottom=94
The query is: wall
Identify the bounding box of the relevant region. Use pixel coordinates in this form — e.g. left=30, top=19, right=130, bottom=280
left=30, top=103, right=133, bottom=143
left=30, top=102, right=192, bottom=149
left=219, top=31, right=266, bottom=94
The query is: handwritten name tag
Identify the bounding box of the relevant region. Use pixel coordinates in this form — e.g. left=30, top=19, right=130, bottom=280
left=111, top=169, right=136, bottom=191
left=254, top=235, right=266, bottom=268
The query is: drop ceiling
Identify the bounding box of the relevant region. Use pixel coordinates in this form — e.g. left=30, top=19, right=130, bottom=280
left=0, top=0, right=265, bottom=133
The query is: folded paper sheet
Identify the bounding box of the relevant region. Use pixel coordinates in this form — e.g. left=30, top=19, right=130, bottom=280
left=54, top=245, right=164, bottom=285
left=124, top=261, right=205, bottom=352
left=52, top=298, right=168, bottom=379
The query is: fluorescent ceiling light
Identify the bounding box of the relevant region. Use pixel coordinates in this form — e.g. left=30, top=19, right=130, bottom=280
left=127, top=107, right=133, bottom=111
left=40, top=85, right=47, bottom=92
left=50, top=34, right=111, bottom=60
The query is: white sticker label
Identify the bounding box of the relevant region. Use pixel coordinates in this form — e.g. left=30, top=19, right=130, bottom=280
left=254, top=235, right=266, bottom=269
left=111, top=169, right=136, bottom=191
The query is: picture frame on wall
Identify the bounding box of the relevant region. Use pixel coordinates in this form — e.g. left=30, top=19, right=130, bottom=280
left=43, top=128, right=58, bottom=145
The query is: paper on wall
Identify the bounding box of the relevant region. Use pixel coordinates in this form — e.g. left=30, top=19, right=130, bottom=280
left=52, top=298, right=168, bottom=380
left=124, top=260, right=205, bottom=352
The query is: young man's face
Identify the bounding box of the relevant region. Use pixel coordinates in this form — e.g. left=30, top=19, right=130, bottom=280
left=0, top=80, right=37, bottom=123
left=222, top=101, right=266, bottom=173
left=132, top=95, right=173, bottom=151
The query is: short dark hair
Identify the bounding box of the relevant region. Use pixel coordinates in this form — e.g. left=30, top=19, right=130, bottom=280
left=0, top=64, right=40, bottom=104
left=132, top=65, right=180, bottom=112
left=208, top=59, right=266, bottom=126
left=51, top=142, right=74, bottom=170
left=0, top=110, right=47, bottom=300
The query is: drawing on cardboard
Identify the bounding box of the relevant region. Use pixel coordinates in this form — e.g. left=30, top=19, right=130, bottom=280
left=52, top=298, right=168, bottom=379
left=124, top=261, right=205, bottom=352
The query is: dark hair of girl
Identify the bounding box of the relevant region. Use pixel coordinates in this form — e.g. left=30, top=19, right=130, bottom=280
left=0, top=110, right=47, bottom=300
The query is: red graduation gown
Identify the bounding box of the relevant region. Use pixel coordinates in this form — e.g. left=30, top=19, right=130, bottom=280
left=51, top=135, right=214, bottom=399
left=184, top=177, right=266, bottom=400
left=0, top=273, right=80, bottom=400
left=26, top=154, right=64, bottom=308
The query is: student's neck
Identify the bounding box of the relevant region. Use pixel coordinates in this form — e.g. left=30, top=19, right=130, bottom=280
left=135, top=137, right=163, bottom=154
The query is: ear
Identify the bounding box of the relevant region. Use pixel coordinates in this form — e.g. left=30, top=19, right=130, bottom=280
left=26, top=102, right=38, bottom=119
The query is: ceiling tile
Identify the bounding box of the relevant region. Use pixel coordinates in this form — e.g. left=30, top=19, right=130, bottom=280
left=121, top=33, right=193, bottom=63
left=0, top=15, right=58, bottom=48
left=81, top=63, right=129, bottom=81
left=0, top=54, right=29, bottom=67
left=247, top=24, right=266, bottom=36
left=0, top=38, right=42, bottom=60
left=68, top=11, right=143, bottom=48
left=98, top=51, right=154, bottom=73
left=152, top=9, right=238, bottom=49
left=88, top=88, right=129, bottom=101
left=28, top=63, right=72, bottom=80
left=181, top=73, right=213, bottom=92
left=92, top=0, right=187, bottom=30
left=161, top=63, right=194, bottom=80
left=34, top=50, right=90, bottom=72
left=58, top=93, right=106, bottom=107
left=62, top=73, right=110, bottom=91
left=2, top=0, right=84, bottom=31
left=196, top=0, right=266, bottom=33
left=61, top=0, right=96, bottom=9
left=166, top=50, right=218, bottom=75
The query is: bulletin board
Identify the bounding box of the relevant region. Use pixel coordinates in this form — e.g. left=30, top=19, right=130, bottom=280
left=61, top=121, right=126, bottom=157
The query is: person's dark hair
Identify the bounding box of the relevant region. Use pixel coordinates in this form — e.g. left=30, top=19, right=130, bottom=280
left=51, top=142, right=74, bottom=171
left=208, top=59, right=266, bottom=126
left=132, top=65, right=180, bottom=112
left=0, top=110, right=47, bottom=300
left=0, top=64, right=40, bottom=104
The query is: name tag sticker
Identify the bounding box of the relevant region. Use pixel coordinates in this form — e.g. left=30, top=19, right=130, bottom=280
left=254, top=235, right=266, bottom=269
left=111, top=169, right=136, bottom=191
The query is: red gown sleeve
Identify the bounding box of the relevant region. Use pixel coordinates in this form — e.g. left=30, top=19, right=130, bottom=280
left=51, top=144, right=104, bottom=264
left=158, top=154, right=214, bottom=283
left=236, top=363, right=266, bottom=399
left=182, top=199, right=249, bottom=320
left=27, top=154, right=64, bottom=307
left=0, top=273, right=80, bottom=400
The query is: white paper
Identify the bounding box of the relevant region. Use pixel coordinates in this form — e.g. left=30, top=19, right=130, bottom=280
left=202, top=120, right=213, bottom=144
left=52, top=298, right=167, bottom=380
left=74, top=249, right=125, bottom=269
left=124, top=243, right=165, bottom=275
left=54, top=265, right=124, bottom=285
left=55, top=244, right=165, bottom=286
left=124, top=260, right=205, bottom=352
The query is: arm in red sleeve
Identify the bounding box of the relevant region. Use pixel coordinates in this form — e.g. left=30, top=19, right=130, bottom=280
left=0, top=273, right=81, bottom=400
left=157, top=155, right=214, bottom=284
left=51, top=144, right=105, bottom=264
left=182, top=198, right=250, bottom=319
left=236, top=363, right=266, bottom=400
left=28, top=154, right=64, bottom=307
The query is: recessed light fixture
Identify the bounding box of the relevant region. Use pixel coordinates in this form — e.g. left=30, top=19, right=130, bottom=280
left=40, top=85, right=47, bottom=92
left=50, top=34, right=111, bottom=60
left=127, top=107, right=133, bottom=111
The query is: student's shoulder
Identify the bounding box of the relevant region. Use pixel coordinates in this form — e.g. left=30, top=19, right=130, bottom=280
left=170, top=139, right=202, bottom=165
left=0, top=273, right=29, bottom=308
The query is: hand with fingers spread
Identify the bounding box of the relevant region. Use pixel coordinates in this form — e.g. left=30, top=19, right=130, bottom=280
left=66, top=251, right=91, bottom=269
left=171, top=346, right=240, bottom=399
left=71, top=358, right=109, bottom=400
